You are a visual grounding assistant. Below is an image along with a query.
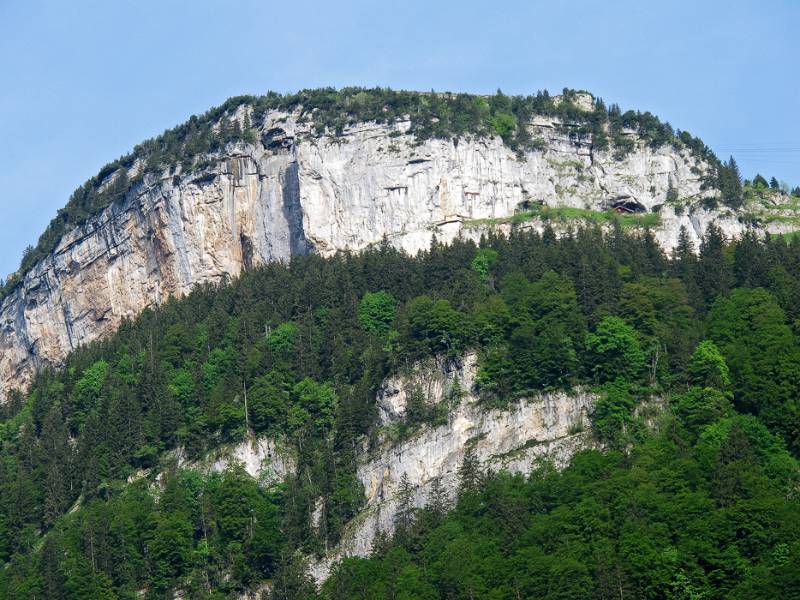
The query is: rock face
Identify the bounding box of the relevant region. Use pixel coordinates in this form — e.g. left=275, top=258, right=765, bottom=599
left=308, top=353, right=596, bottom=582
left=0, top=97, right=795, bottom=399
left=203, top=436, right=295, bottom=485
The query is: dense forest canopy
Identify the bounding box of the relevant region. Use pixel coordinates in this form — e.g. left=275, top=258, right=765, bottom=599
left=1, top=224, right=800, bottom=598
left=1, top=85, right=729, bottom=301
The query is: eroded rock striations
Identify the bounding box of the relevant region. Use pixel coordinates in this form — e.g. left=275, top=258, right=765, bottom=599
left=0, top=93, right=795, bottom=399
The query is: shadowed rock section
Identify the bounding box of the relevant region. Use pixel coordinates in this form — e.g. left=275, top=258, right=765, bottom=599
left=281, top=160, right=312, bottom=257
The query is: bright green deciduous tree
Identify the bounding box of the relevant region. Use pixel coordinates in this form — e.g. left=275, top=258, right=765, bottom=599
left=248, top=369, right=292, bottom=432
left=71, top=360, right=109, bottom=429
left=292, top=378, right=338, bottom=435
left=707, top=287, right=800, bottom=452
left=167, top=368, right=195, bottom=404
left=470, top=248, right=498, bottom=283
left=358, top=291, right=397, bottom=335
left=671, top=387, right=733, bottom=437
left=591, top=379, right=636, bottom=443
left=688, top=340, right=730, bottom=389
left=402, top=295, right=470, bottom=356
left=585, top=317, right=646, bottom=383
left=267, top=321, right=299, bottom=357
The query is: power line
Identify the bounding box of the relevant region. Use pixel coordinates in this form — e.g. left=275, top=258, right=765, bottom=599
left=716, top=149, right=800, bottom=153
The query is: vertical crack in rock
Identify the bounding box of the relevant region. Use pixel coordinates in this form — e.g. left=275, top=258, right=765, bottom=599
left=239, top=233, right=255, bottom=270
left=62, top=302, right=75, bottom=351
left=281, top=160, right=312, bottom=257
left=689, top=214, right=703, bottom=239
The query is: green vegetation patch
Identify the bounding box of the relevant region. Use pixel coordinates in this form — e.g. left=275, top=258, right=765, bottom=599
left=465, top=204, right=661, bottom=230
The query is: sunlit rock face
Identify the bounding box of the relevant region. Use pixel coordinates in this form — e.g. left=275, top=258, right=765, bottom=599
left=308, top=352, right=596, bottom=582
left=1, top=99, right=790, bottom=400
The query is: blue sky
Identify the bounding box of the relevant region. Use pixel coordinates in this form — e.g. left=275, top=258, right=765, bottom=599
left=1, top=0, right=798, bottom=277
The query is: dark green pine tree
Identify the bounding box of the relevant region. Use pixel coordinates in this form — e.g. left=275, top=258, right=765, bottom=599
left=571, top=227, right=621, bottom=320
left=394, top=473, right=416, bottom=536
left=718, top=156, right=743, bottom=207
left=670, top=226, right=703, bottom=311
left=671, top=226, right=696, bottom=281
left=417, top=476, right=450, bottom=532
left=641, top=227, right=668, bottom=276
left=269, top=551, right=317, bottom=600
left=40, top=534, right=67, bottom=599
left=733, top=230, right=769, bottom=288
left=425, top=476, right=450, bottom=518
left=696, top=224, right=731, bottom=308
left=666, top=179, right=679, bottom=203
left=457, top=446, right=484, bottom=495
left=39, top=403, right=72, bottom=525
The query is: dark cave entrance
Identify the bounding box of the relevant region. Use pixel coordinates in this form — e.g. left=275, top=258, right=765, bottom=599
left=608, top=196, right=647, bottom=214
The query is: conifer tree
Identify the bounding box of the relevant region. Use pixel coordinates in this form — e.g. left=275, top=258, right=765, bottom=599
left=671, top=226, right=695, bottom=275
left=718, top=156, right=743, bottom=207
left=458, top=446, right=484, bottom=495
left=425, top=476, right=450, bottom=518
left=666, top=179, right=678, bottom=203
left=394, top=473, right=417, bottom=543
left=696, top=224, right=731, bottom=307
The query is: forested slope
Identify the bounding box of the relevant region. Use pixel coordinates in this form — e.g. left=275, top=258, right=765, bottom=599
left=1, top=223, right=800, bottom=598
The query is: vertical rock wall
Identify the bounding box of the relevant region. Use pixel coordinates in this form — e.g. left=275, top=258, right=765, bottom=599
left=1, top=106, right=788, bottom=400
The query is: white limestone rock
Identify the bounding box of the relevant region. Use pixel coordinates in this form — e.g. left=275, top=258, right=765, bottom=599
left=197, top=436, right=295, bottom=485
left=1, top=99, right=796, bottom=401
left=308, top=351, right=595, bottom=582
left=377, top=353, right=476, bottom=424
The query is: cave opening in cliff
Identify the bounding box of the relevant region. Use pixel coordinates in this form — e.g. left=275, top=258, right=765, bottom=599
left=610, top=197, right=647, bottom=214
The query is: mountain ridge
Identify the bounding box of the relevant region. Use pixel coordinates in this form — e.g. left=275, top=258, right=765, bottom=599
left=0, top=86, right=713, bottom=292
left=1, top=87, right=798, bottom=402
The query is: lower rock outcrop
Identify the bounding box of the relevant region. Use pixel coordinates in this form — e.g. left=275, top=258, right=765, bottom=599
left=309, top=353, right=596, bottom=582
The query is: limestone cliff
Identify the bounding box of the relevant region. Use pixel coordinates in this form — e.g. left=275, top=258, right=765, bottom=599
left=1, top=93, right=796, bottom=399
left=308, top=353, right=595, bottom=581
